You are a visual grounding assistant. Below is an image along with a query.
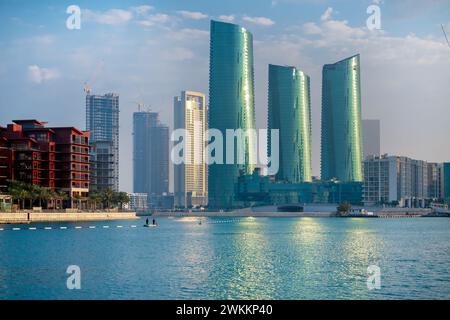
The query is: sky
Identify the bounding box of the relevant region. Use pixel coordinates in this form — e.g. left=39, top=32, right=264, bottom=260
left=0, top=0, right=449, bottom=192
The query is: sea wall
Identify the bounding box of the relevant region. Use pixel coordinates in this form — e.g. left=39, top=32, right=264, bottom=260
left=0, top=212, right=137, bottom=224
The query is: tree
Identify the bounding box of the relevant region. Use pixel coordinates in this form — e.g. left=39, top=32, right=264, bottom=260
left=56, top=191, right=68, bottom=210
left=337, top=202, right=352, bottom=215
left=73, top=193, right=82, bottom=209
left=114, top=192, right=129, bottom=211
left=102, top=188, right=114, bottom=209
left=88, top=191, right=102, bottom=210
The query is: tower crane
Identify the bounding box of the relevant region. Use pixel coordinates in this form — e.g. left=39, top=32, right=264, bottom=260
left=442, top=24, right=450, bottom=48
left=84, top=59, right=105, bottom=94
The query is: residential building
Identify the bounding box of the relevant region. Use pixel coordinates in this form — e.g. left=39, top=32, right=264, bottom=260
left=0, top=120, right=90, bottom=208
left=321, top=54, right=364, bottom=182
left=86, top=92, right=119, bottom=192
left=268, top=64, right=312, bottom=183
left=174, top=91, right=208, bottom=208
left=127, top=193, right=148, bottom=212
left=0, top=132, right=13, bottom=194
left=133, top=111, right=169, bottom=208
left=208, top=20, right=256, bottom=209
left=363, top=154, right=434, bottom=207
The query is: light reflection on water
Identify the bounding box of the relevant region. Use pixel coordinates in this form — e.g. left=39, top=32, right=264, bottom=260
left=0, top=217, right=449, bottom=299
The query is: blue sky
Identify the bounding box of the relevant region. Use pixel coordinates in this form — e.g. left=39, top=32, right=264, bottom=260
left=1, top=0, right=450, bottom=192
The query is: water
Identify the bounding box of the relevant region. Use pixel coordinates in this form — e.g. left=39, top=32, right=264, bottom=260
left=0, top=217, right=449, bottom=299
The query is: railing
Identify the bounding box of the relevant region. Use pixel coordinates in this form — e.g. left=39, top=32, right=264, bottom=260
left=72, top=137, right=89, bottom=145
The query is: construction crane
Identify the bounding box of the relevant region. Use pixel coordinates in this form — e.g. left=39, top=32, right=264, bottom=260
left=442, top=24, right=450, bottom=48
left=132, top=89, right=152, bottom=112
left=84, top=59, right=105, bottom=95
left=132, top=101, right=152, bottom=112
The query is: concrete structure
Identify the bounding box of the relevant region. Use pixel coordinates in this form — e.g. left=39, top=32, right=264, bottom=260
left=0, top=120, right=90, bottom=208
left=86, top=93, right=119, bottom=192
left=321, top=54, right=364, bottom=182
left=268, top=64, right=312, bottom=183
left=133, top=111, right=169, bottom=208
left=427, top=162, right=443, bottom=200
left=0, top=134, right=13, bottom=194
left=364, top=154, right=436, bottom=207
left=174, top=91, right=208, bottom=208
left=0, top=211, right=136, bottom=224
left=127, top=193, right=148, bottom=212
left=362, top=119, right=381, bottom=159
left=237, top=168, right=363, bottom=206
left=208, top=20, right=256, bottom=209
left=0, top=194, right=12, bottom=211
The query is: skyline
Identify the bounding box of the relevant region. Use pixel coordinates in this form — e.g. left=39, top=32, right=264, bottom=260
left=1, top=0, right=449, bottom=192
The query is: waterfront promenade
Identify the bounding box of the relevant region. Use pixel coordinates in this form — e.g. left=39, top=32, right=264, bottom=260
left=152, top=205, right=432, bottom=218
left=0, top=211, right=137, bottom=224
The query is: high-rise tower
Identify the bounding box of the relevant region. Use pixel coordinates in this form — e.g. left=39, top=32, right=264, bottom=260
left=86, top=93, right=119, bottom=191
left=133, top=111, right=169, bottom=208
left=321, top=54, right=363, bottom=182
left=173, top=91, right=208, bottom=208
left=208, top=20, right=256, bottom=209
left=268, top=64, right=312, bottom=183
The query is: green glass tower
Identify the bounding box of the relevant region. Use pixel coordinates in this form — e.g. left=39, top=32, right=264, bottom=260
left=444, top=163, right=450, bottom=205
left=208, top=20, right=256, bottom=209
left=268, top=64, right=312, bottom=183
left=321, top=54, right=363, bottom=182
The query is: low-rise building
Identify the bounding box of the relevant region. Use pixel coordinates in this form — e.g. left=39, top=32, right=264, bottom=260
left=364, top=154, right=442, bottom=207
left=127, top=193, right=148, bottom=212
left=237, top=168, right=363, bottom=206
left=0, top=120, right=90, bottom=208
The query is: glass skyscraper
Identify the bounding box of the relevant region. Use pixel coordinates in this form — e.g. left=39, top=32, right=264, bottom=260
left=86, top=93, right=119, bottom=191
left=133, top=111, right=169, bottom=208
left=208, top=20, right=256, bottom=209
left=268, top=64, right=312, bottom=183
left=321, top=54, right=364, bottom=182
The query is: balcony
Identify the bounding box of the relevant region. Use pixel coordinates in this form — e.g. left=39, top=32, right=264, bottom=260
left=72, top=136, right=89, bottom=145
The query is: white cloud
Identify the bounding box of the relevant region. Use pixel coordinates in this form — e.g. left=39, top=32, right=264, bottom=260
left=255, top=17, right=450, bottom=176
left=83, top=9, right=133, bottom=25
left=27, top=65, right=60, bottom=84
left=320, top=7, right=333, bottom=21
left=243, top=16, right=275, bottom=26
left=138, top=14, right=172, bottom=27
left=177, top=10, right=208, bottom=20
left=302, top=22, right=322, bottom=35
left=131, top=5, right=154, bottom=16
left=217, top=15, right=235, bottom=22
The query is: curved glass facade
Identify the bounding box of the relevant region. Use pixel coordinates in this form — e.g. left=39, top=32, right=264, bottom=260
left=268, top=64, right=312, bottom=183
left=208, top=20, right=256, bottom=209
left=321, top=54, right=363, bottom=182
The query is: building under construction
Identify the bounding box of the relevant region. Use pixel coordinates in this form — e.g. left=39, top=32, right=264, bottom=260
left=85, top=92, right=119, bottom=192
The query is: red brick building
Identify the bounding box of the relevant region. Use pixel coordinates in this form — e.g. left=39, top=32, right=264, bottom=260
left=0, top=120, right=90, bottom=208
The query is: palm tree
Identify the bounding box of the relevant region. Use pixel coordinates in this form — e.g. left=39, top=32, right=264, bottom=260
left=115, top=192, right=130, bottom=211
left=34, top=186, right=47, bottom=208
left=56, top=191, right=68, bottom=210
left=102, top=188, right=114, bottom=210
left=72, top=193, right=82, bottom=210
left=8, top=180, right=26, bottom=209
left=88, top=191, right=102, bottom=210
left=48, top=191, right=58, bottom=210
